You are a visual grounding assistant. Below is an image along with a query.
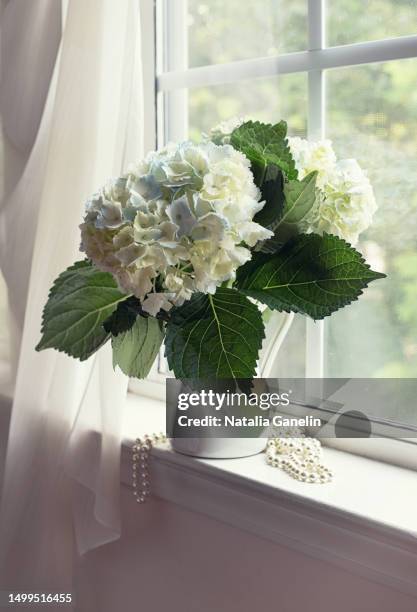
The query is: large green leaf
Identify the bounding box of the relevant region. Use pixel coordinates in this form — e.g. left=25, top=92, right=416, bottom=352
left=112, top=315, right=164, bottom=378
left=256, top=171, right=318, bottom=252
left=230, top=120, right=297, bottom=183
left=103, top=296, right=142, bottom=336
left=165, top=288, right=265, bottom=378
left=253, top=163, right=285, bottom=228
left=277, top=171, right=318, bottom=228
left=236, top=233, right=386, bottom=320
left=36, top=260, right=127, bottom=360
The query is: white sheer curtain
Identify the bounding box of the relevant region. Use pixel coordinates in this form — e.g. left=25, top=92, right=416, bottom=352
left=0, top=0, right=144, bottom=596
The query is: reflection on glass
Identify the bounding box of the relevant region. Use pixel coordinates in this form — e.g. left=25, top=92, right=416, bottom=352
left=267, top=314, right=307, bottom=378
left=325, top=59, right=417, bottom=381
left=187, top=0, right=307, bottom=67
left=327, top=0, right=417, bottom=46
left=188, top=73, right=308, bottom=141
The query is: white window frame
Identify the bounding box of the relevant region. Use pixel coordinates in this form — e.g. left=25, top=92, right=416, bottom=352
left=132, top=0, right=417, bottom=432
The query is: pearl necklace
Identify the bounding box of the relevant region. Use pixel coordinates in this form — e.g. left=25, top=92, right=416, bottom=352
left=132, top=433, right=167, bottom=503
left=132, top=433, right=333, bottom=503
left=266, top=436, right=333, bottom=483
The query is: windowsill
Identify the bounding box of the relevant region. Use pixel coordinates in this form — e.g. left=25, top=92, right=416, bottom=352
left=122, top=392, right=417, bottom=596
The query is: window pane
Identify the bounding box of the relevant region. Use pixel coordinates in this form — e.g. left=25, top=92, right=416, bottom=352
left=325, top=59, right=417, bottom=380
left=188, top=73, right=308, bottom=140
left=268, top=314, right=307, bottom=377
left=187, top=0, right=307, bottom=68
left=327, top=0, right=417, bottom=47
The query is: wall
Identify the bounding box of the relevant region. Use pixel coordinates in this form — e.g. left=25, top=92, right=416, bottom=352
left=77, top=485, right=417, bottom=612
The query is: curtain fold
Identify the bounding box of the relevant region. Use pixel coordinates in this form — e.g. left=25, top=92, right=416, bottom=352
left=0, top=0, right=143, bottom=597
left=0, top=0, right=62, bottom=371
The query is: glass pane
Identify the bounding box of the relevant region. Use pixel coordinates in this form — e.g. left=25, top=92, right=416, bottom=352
left=327, top=0, right=417, bottom=47
left=325, top=59, right=417, bottom=382
left=188, top=73, right=308, bottom=141
left=268, top=314, right=307, bottom=377
left=187, top=0, right=307, bottom=68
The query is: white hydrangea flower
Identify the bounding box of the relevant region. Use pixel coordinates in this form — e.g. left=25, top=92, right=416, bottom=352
left=141, top=292, right=174, bottom=316
left=80, top=140, right=272, bottom=313
left=288, top=138, right=377, bottom=245
left=312, top=159, right=377, bottom=244
left=288, top=137, right=337, bottom=188
left=209, top=117, right=245, bottom=145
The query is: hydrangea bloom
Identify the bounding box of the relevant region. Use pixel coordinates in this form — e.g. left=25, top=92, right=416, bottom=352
left=288, top=137, right=377, bottom=245
left=80, top=141, right=272, bottom=314
left=209, top=117, right=244, bottom=145
left=287, top=137, right=336, bottom=188
left=207, top=118, right=376, bottom=245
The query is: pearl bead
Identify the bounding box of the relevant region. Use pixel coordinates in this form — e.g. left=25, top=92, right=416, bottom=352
left=264, top=434, right=333, bottom=485
left=132, top=430, right=332, bottom=508
left=132, top=433, right=167, bottom=504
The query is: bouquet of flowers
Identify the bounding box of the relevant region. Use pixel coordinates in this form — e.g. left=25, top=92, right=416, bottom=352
left=36, top=119, right=385, bottom=379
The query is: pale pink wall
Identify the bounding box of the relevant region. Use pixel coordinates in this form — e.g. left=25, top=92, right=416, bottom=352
left=77, top=486, right=417, bottom=612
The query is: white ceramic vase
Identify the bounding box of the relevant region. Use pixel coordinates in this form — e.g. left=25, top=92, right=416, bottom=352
left=170, top=436, right=266, bottom=459
left=170, top=311, right=294, bottom=459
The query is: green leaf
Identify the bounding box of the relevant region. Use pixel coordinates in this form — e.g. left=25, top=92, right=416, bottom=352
left=255, top=171, right=318, bottom=253
left=236, top=233, right=386, bottom=320
left=253, top=164, right=285, bottom=228
left=230, top=120, right=297, bottom=183
left=36, top=260, right=127, bottom=360
left=103, top=296, right=142, bottom=336
left=112, top=315, right=164, bottom=379
left=234, top=250, right=271, bottom=283
left=165, top=288, right=265, bottom=378
left=278, top=171, right=318, bottom=227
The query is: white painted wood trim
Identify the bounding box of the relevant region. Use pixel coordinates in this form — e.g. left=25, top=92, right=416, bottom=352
left=159, top=0, right=188, bottom=142
left=306, top=0, right=326, bottom=378
left=121, top=442, right=417, bottom=598
left=140, top=0, right=157, bottom=154
left=157, top=35, right=417, bottom=92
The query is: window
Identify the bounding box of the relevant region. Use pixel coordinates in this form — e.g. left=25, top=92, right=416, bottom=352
left=135, top=0, right=417, bottom=440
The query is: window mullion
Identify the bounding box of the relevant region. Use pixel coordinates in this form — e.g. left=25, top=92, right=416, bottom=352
left=141, top=0, right=158, bottom=153
left=307, top=0, right=325, bottom=139
left=306, top=0, right=325, bottom=378
left=160, top=0, right=188, bottom=143
left=157, top=35, right=417, bottom=92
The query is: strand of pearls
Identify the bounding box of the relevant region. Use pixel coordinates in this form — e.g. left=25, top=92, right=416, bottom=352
left=266, top=434, right=333, bottom=483
left=132, top=431, right=333, bottom=503
left=132, top=433, right=167, bottom=503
